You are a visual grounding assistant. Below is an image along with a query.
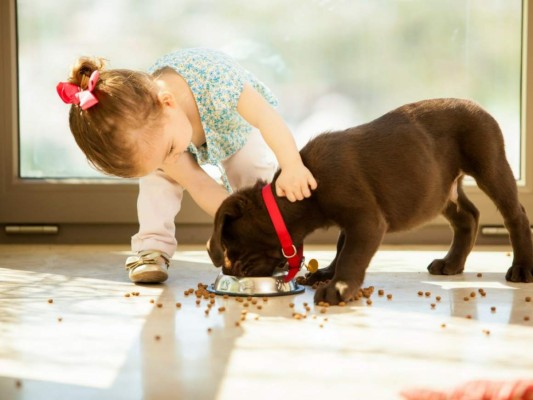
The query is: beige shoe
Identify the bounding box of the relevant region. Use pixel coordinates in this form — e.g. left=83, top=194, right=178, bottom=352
left=125, top=250, right=170, bottom=283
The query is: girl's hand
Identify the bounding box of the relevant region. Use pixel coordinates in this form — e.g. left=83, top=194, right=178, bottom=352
left=275, top=163, right=318, bottom=202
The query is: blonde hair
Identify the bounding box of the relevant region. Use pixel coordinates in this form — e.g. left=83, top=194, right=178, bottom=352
left=67, top=57, right=163, bottom=177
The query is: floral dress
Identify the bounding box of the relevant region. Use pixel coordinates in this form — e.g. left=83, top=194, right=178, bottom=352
left=149, top=48, right=278, bottom=190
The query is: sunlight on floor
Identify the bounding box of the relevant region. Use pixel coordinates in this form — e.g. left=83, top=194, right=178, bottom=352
left=0, top=245, right=531, bottom=400
left=0, top=267, right=163, bottom=388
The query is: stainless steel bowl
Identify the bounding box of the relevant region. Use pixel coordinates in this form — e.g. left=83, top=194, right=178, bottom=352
left=207, top=272, right=305, bottom=297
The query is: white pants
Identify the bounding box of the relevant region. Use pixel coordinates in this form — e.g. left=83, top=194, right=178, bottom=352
left=131, top=129, right=277, bottom=256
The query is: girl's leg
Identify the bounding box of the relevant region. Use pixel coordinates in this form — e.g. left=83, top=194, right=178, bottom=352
left=222, top=128, right=278, bottom=190
left=127, top=170, right=183, bottom=283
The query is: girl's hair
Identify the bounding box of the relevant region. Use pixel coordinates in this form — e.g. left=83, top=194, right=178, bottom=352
left=67, top=57, right=163, bottom=177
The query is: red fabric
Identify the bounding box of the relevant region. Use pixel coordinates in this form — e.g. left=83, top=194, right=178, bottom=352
left=401, top=380, right=533, bottom=400
left=261, top=184, right=303, bottom=282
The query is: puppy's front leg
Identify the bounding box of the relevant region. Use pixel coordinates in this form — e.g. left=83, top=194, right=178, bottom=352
left=314, top=216, right=386, bottom=305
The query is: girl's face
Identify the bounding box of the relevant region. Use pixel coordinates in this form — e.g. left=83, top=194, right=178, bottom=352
left=136, top=103, right=193, bottom=176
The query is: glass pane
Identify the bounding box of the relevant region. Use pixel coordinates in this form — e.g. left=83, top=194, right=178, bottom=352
left=17, top=0, right=522, bottom=179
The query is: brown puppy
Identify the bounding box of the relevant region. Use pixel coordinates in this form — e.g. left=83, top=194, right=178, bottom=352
left=207, top=98, right=533, bottom=305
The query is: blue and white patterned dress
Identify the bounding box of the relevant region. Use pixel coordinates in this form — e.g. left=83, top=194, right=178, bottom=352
left=149, top=48, right=278, bottom=190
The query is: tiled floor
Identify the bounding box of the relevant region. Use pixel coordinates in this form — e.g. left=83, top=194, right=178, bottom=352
left=0, top=244, right=532, bottom=400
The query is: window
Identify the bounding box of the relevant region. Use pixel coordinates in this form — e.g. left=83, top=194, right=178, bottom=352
left=1, top=0, right=531, bottom=244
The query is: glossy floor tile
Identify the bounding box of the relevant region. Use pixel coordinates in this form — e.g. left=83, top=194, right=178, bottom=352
left=0, top=244, right=532, bottom=400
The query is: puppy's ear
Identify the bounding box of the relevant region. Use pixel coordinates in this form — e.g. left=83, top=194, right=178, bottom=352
left=208, top=196, right=246, bottom=268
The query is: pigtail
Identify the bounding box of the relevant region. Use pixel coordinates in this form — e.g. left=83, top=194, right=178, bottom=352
left=69, top=57, right=107, bottom=89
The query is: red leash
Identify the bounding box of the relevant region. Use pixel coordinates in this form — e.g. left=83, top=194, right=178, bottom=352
left=261, top=183, right=303, bottom=282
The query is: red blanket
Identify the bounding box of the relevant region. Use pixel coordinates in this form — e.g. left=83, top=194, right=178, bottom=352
left=401, top=380, right=533, bottom=400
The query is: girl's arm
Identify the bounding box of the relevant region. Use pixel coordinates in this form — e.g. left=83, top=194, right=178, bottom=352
left=237, top=84, right=317, bottom=202
left=162, top=152, right=229, bottom=217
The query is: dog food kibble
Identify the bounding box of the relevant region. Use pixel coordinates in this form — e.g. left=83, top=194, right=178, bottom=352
left=257, top=305, right=263, bottom=310
left=491, top=306, right=496, bottom=312
left=378, top=289, right=385, bottom=296
left=366, top=299, right=372, bottom=306
left=440, top=323, right=446, bottom=328
left=526, top=296, right=531, bottom=302
left=425, top=292, right=431, bottom=297
left=124, top=293, right=131, bottom=298
left=525, top=316, right=530, bottom=321
left=436, top=296, right=441, bottom=302
left=218, top=307, right=226, bottom=313
left=48, top=299, right=53, bottom=304
left=482, top=329, right=491, bottom=336
left=155, top=335, right=161, bottom=341
left=431, top=303, right=436, bottom=309
left=263, top=297, right=268, bottom=302
left=417, top=291, right=423, bottom=296
left=477, top=273, right=483, bottom=277
left=362, top=287, right=374, bottom=298
left=57, top=317, right=63, bottom=322
left=207, top=328, right=212, bottom=334
left=176, top=302, right=182, bottom=308
left=463, top=297, right=469, bottom=301
left=339, top=301, right=346, bottom=307
left=466, top=315, right=472, bottom=319
left=235, top=321, right=240, bottom=327
left=307, top=258, right=319, bottom=273
left=470, top=292, right=476, bottom=298
left=320, top=308, right=327, bottom=314
left=157, top=303, right=163, bottom=308
left=386, top=294, right=393, bottom=300
left=150, top=299, right=155, bottom=304
left=289, top=303, right=295, bottom=308
left=15, top=380, right=22, bottom=388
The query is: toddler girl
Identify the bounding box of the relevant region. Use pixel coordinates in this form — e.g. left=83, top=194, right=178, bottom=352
left=57, top=48, right=317, bottom=283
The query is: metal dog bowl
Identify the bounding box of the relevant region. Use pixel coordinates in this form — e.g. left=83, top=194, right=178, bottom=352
left=207, top=271, right=305, bottom=297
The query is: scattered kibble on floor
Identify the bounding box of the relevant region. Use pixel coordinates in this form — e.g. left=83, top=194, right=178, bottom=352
left=109, top=277, right=529, bottom=343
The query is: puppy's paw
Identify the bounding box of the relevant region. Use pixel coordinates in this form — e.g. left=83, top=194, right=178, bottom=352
left=313, top=280, right=356, bottom=305
left=505, top=264, right=533, bottom=283
left=427, top=259, right=464, bottom=275
left=304, top=264, right=335, bottom=286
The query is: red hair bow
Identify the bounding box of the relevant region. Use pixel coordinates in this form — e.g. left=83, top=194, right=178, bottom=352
left=56, top=70, right=99, bottom=110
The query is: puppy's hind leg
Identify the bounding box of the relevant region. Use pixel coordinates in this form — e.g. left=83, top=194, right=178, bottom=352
left=428, top=181, right=480, bottom=275
left=304, top=231, right=344, bottom=285
left=474, top=164, right=533, bottom=282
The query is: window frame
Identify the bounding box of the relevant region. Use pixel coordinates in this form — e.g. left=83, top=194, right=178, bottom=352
left=1, top=0, right=532, bottom=244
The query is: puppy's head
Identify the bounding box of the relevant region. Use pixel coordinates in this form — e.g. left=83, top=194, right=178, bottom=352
left=207, top=181, right=286, bottom=277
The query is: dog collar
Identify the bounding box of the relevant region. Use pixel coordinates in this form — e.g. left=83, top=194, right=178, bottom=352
left=261, top=183, right=303, bottom=282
